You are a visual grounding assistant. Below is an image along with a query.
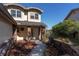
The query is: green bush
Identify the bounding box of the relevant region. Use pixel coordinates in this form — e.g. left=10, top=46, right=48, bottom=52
left=51, top=19, right=79, bottom=44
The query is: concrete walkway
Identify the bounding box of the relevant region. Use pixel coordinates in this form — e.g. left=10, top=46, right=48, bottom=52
left=28, top=40, right=46, bottom=56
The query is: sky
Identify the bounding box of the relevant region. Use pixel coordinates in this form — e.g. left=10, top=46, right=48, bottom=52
left=20, top=3, right=79, bottom=29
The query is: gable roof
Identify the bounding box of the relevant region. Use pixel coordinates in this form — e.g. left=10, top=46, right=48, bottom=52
left=4, top=3, right=43, bottom=14
left=0, top=3, right=17, bottom=25
left=27, top=7, right=43, bottom=14
left=4, top=3, right=26, bottom=12
left=64, top=8, right=79, bottom=20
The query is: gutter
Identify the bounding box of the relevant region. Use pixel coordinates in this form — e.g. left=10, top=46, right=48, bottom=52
left=0, top=3, right=17, bottom=25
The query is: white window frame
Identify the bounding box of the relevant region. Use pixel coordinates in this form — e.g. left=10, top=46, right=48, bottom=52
left=10, top=9, right=22, bottom=18
left=17, top=10, right=22, bottom=18
left=30, top=13, right=39, bottom=19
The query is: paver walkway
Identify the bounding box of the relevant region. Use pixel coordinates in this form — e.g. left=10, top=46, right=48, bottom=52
left=28, top=40, right=46, bottom=56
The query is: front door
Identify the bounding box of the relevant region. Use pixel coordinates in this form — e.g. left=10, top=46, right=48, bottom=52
left=33, top=27, right=39, bottom=40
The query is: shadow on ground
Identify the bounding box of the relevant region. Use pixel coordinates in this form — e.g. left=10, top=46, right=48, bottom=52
left=45, top=37, right=79, bottom=56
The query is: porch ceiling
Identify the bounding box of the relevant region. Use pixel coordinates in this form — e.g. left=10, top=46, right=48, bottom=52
left=16, top=21, right=47, bottom=27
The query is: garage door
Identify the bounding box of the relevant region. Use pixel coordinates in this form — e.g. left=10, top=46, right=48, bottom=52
left=0, top=20, right=12, bottom=43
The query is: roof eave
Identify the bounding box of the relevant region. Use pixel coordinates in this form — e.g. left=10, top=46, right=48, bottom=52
left=0, top=3, right=17, bottom=25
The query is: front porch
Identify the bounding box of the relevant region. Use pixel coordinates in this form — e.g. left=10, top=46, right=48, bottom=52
left=16, top=21, right=46, bottom=41
left=17, top=26, right=45, bottom=41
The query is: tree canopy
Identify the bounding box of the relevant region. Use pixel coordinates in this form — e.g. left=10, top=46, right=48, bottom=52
left=51, top=19, right=79, bottom=44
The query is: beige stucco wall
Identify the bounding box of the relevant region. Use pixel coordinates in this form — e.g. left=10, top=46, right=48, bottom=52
left=8, top=8, right=27, bottom=21
left=0, top=17, right=13, bottom=43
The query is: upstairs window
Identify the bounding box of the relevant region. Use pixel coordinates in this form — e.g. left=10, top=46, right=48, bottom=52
left=11, top=10, right=16, bottom=17
left=10, top=9, right=21, bottom=18
left=17, top=10, right=21, bottom=18
left=35, top=14, right=38, bottom=19
left=30, top=13, right=39, bottom=19
left=30, top=15, right=34, bottom=19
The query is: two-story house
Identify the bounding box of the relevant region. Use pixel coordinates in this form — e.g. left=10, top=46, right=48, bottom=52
left=4, top=4, right=46, bottom=41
